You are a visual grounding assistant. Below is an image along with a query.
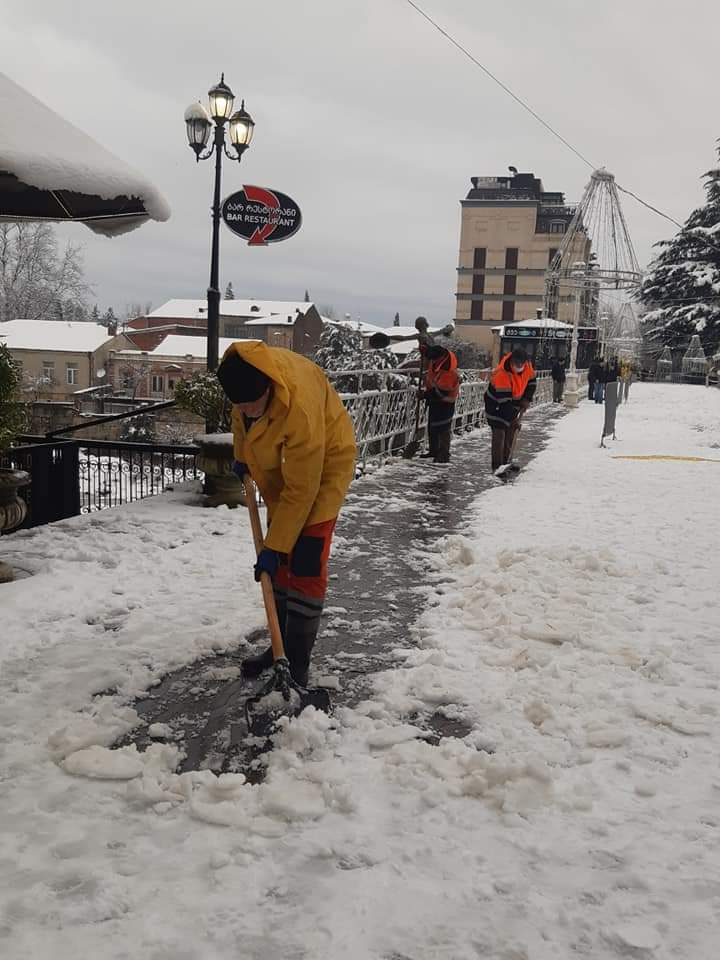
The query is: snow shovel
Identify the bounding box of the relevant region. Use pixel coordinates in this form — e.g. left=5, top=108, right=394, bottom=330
left=494, top=413, right=524, bottom=478
left=403, top=352, right=427, bottom=459
left=241, top=475, right=331, bottom=739
left=368, top=322, right=455, bottom=351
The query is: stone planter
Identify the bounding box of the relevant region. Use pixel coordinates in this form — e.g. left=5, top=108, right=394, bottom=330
left=194, top=433, right=246, bottom=509
left=0, top=467, right=30, bottom=584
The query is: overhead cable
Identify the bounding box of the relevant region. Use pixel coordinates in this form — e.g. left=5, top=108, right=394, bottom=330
left=403, top=0, right=686, bottom=232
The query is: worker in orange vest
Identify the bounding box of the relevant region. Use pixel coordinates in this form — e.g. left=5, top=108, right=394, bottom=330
left=421, top=344, right=460, bottom=463
left=484, top=347, right=537, bottom=475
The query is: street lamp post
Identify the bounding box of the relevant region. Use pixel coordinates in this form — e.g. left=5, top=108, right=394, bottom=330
left=184, top=75, right=254, bottom=371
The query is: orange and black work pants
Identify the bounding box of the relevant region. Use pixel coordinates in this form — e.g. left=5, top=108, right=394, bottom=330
left=273, top=518, right=337, bottom=672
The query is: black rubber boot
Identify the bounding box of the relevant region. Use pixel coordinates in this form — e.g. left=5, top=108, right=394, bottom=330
left=241, top=646, right=274, bottom=678
left=284, top=631, right=317, bottom=687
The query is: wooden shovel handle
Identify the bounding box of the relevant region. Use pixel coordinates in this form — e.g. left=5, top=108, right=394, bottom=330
left=242, top=475, right=286, bottom=663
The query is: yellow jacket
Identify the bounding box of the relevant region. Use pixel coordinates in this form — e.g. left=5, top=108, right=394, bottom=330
left=225, top=341, right=356, bottom=553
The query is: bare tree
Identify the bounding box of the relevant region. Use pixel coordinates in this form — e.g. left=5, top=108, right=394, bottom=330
left=117, top=357, right=151, bottom=399
left=0, top=223, right=91, bottom=322
left=123, top=301, right=153, bottom=325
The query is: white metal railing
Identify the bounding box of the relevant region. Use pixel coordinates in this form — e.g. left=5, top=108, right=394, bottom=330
left=327, top=367, right=586, bottom=464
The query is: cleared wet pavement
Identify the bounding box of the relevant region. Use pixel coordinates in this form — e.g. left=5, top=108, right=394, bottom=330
left=118, top=405, right=566, bottom=773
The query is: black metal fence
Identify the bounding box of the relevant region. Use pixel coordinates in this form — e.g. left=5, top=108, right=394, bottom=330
left=2, top=437, right=200, bottom=529
left=1, top=439, right=81, bottom=527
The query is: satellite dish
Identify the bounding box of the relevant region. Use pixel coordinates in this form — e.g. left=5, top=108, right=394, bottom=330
left=96, top=368, right=106, bottom=379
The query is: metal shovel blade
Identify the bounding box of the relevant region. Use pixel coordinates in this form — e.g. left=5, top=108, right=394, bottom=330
left=245, top=659, right=331, bottom=739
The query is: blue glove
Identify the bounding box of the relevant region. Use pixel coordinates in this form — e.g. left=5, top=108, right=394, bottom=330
left=254, top=548, right=280, bottom=582
left=232, top=460, right=249, bottom=479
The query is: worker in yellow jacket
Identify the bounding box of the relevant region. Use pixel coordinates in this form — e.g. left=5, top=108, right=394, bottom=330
left=217, top=341, right=356, bottom=685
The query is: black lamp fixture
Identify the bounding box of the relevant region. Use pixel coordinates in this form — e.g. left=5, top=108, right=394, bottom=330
left=184, top=74, right=255, bottom=372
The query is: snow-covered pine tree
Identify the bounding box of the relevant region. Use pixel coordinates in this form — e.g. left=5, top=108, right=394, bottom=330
left=101, top=307, right=117, bottom=328
left=313, top=322, right=402, bottom=392
left=639, top=145, right=720, bottom=355
left=304, top=289, right=310, bottom=302
left=90, top=305, right=100, bottom=324
left=224, top=282, right=234, bottom=300
left=393, top=312, right=400, bottom=327
left=313, top=322, right=363, bottom=371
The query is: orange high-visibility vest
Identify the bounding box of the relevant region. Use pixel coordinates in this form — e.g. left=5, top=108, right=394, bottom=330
left=425, top=350, right=460, bottom=402
left=484, top=353, right=537, bottom=427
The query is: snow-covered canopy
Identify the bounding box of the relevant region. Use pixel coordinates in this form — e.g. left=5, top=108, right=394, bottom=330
left=0, top=72, right=170, bottom=237
left=492, top=317, right=573, bottom=336
left=0, top=318, right=119, bottom=352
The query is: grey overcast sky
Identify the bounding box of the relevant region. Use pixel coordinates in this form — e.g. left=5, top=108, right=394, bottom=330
left=1, top=0, right=718, bottom=326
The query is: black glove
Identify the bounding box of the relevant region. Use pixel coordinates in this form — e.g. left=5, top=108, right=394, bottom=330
left=232, top=460, right=249, bottom=479
left=254, top=548, right=280, bottom=582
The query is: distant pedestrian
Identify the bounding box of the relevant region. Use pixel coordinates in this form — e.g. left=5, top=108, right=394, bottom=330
left=588, top=356, right=604, bottom=402
left=551, top=355, right=567, bottom=403
left=484, top=347, right=537, bottom=475
left=421, top=345, right=460, bottom=463
left=619, top=360, right=634, bottom=402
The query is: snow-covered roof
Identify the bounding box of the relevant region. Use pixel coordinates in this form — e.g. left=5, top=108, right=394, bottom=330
left=0, top=319, right=118, bottom=352
left=115, top=335, right=248, bottom=360
left=147, top=299, right=314, bottom=321
left=243, top=316, right=296, bottom=327
left=0, top=72, right=170, bottom=237
left=324, top=318, right=385, bottom=336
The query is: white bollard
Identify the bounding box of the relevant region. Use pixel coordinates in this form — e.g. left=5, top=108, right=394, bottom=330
left=564, top=371, right=580, bottom=408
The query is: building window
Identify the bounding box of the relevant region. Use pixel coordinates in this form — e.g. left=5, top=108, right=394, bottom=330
left=548, top=247, right=558, bottom=265
left=42, top=361, right=55, bottom=381
left=470, top=300, right=484, bottom=322
left=505, top=248, right=519, bottom=270
left=65, top=363, right=78, bottom=385
left=151, top=374, right=164, bottom=395
left=473, top=247, right=487, bottom=270
left=501, top=301, right=515, bottom=324
left=168, top=378, right=176, bottom=391
left=503, top=275, right=517, bottom=296
left=472, top=273, right=485, bottom=295
left=225, top=323, right=245, bottom=338
left=549, top=222, right=566, bottom=234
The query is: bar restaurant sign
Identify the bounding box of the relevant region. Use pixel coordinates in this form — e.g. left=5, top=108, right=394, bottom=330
left=221, top=185, right=302, bottom=246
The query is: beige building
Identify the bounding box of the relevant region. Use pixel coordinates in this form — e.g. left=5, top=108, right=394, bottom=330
left=455, top=171, right=590, bottom=350
left=0, top=319, right=131, bottom=400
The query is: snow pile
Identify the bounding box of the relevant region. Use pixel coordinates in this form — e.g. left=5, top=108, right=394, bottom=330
left=0, top=384, right=719, bottom=958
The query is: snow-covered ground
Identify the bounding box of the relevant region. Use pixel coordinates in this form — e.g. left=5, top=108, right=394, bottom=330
left=1, top=383, right=719, bottom=960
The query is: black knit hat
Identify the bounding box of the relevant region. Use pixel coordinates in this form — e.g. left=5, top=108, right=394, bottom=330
left=510, top=347, right=528, bottom=365
left=216, top=350, right=271, bottom=403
